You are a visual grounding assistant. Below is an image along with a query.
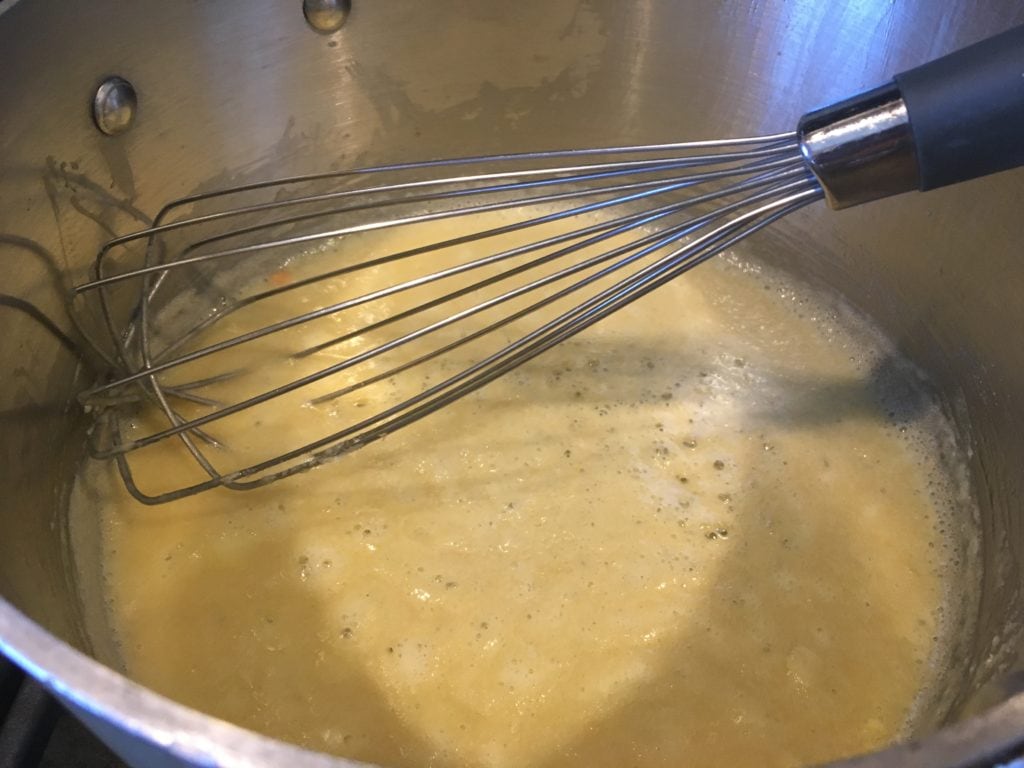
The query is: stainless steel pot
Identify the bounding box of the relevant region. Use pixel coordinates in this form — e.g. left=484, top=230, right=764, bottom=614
left=2, top=1, right=1024, bottom=766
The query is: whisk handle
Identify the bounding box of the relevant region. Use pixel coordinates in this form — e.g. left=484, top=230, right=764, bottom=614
left=895, top=23, right=1024, bottom=191
left=799, top=24, right=1024, bottom=209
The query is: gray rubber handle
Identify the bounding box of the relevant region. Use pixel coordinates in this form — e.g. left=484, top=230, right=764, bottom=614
left=894, top=24, right=1024, bottom=191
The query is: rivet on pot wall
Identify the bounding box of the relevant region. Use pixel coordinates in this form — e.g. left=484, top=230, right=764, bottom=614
left=92, top=76, right=137, bottom=137
left=303, top=0, right=350, bottom=34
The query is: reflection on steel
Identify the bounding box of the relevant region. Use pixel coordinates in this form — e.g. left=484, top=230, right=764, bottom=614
left=302, top=0, right=350, bottom=34
left=799, top=83, right=919, bottom=209
left=92, top=77, right=138, bottom=137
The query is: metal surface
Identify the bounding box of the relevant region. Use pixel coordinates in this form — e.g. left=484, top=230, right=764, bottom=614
left=0, top=0, right=1022, bottom=766
left=798, top=84, right=919, bottom=209
left=73, top=135, right=819, bottom=503
left=91, top=77, right=137, bottom=138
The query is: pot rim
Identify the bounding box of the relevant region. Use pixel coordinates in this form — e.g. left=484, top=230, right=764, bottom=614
left=3, top=595, right=1024, bottom=768
left=0, top=596, right=354, bottom=767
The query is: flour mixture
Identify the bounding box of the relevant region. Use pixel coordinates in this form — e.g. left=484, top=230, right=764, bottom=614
left=71, top=214, right=974, bottom=768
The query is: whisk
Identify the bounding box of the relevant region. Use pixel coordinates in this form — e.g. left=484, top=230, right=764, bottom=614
left=73, top=25, right=1024, bottom=504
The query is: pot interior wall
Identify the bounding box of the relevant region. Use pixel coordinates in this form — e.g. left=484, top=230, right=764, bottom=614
left=1, top=0, right=1023, bottom=759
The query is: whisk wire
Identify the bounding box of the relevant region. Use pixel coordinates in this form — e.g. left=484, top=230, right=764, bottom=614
left=79, top=144, right=802, bottom=293
left=153, top=184, right=821, bottom=502
left=73, top=134, right=823, bottom=503
left=80, top=158, right=808, bottom=401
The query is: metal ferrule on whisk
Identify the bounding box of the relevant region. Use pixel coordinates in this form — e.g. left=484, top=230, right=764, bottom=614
left=798, top=83, right=921, bottom=210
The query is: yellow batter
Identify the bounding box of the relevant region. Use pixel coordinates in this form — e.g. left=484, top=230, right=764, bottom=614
left=73, top=213, right=969, bottom=768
